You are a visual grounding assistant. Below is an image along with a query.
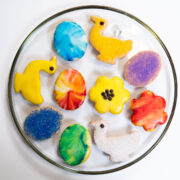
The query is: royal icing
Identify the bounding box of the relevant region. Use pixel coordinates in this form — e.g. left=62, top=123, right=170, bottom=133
left=130, top=91, right=168, bottom=131
left=54, top=69, right=86, bottom=110
left=14, top=56, right=57, bottom=104
left=89, top=76, right=130, bottom=114
left=90, top=16, right=133, bottom=64
left=59, top=124, right=92, bottom=166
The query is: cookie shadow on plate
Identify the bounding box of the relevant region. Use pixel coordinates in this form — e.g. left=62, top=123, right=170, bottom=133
left=118, top=55, right=129, bottom=77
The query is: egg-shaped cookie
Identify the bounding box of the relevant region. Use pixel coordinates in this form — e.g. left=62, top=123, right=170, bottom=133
left=54, top=68, right=86, bottom=110
left=54, top=21, right=88, bottom=61
left=59, top=124, right=92, bottom=166
left=24, top=107, right=63, bottom=141
left=124, top=51, right=161, bottom=87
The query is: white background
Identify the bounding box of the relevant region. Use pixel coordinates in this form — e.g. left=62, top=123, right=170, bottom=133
left=1, top=0, right=180, bottom=179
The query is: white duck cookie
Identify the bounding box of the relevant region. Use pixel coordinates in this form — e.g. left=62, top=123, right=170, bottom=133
left=90, top=119, right=140, bottom=162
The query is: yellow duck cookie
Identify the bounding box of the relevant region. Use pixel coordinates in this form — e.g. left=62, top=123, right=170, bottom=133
left=14, top=56, right=57, bottom=104
left=89, top=76, right=130, bottom=114
left=90, top=16, right=133, bottom=64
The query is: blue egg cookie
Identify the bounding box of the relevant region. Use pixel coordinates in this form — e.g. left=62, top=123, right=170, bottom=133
left=54, top=21, right=88, bottom=61
left=24, top=107, right=63, bottom=141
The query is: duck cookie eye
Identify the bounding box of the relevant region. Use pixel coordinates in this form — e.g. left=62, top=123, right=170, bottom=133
left=100, top=124, right=104, bottom=128
left=100, top=21, right=104, bottom=26
left=49, top=66, right=54, bottom=71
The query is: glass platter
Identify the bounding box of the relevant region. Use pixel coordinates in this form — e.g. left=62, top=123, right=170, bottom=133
left=8, top=5, right=177, bottom=174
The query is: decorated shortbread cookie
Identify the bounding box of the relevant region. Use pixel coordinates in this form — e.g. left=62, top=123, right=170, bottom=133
left=59, top=124, right=92, bottom=166
left=124, top=51, right=162, bottom=87
left=14, top=57, right=57, bottom=104
left=89, top=76, right=130, bottom=114
left=130, top=91, right=168, bottom=131
left=90, top=119, right=140, bottom=162
left=24, top=107, right=63, bottom=141
left=54, top=21, right=88, bottom=61
left=54, top=68, right=86, bottom=110
left=90, top=16, right=133, bottom=64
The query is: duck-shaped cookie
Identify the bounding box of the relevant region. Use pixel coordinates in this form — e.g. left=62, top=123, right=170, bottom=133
left=90, top=16, right=133, bottom=64
left=90, top=119, right=140, bottom=162
left=14, top=56, right=57, bottom=104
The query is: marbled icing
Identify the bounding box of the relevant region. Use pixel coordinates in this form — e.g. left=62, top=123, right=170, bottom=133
left=24, top=107, right=62, bottom=140
left=54, top=69, right=86, bottom=110
left=59, top=124, right=92, bottom=166
left=130, top=91, right=168, bottom=131
left=54, top=21, right=87, bottom=61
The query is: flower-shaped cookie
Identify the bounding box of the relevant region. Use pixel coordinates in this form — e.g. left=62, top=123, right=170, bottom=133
left=130, top=91, right=168, bottom=131
left=89, top=76, right=130, bottom=114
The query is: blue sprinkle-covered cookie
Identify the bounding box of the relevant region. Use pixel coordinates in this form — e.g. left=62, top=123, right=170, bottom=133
left=24, top=107, right=63, bottom=141
left=54, top=21, right=88, bottom=61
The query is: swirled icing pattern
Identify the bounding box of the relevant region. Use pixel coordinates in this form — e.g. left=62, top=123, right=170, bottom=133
left=54, top=21, right=88, bottom=61
left=54, top=69, right=86, bottom=110
left=130, top=91, right=168, bottom=131
left=59, top=124, right=92, bottom=166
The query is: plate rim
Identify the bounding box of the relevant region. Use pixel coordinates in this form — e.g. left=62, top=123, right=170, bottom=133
left=8, top=5, right=178, bottom=175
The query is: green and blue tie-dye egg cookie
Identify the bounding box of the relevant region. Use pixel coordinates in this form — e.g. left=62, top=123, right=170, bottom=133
left=59, top=124, right=92, bottom=166
left=54, top=21, right=88, bottom=61
left=24, top=107, right=63, bottom=141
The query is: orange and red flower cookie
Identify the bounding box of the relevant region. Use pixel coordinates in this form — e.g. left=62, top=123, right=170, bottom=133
left=54, top=69, right=86, bottom=110
left=130, top=91, right=168, bottom=131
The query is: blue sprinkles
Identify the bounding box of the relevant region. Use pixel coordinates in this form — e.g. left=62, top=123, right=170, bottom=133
left=54, top=21, right=87, bottom=61
left=24, top=108, right=62, bottom=141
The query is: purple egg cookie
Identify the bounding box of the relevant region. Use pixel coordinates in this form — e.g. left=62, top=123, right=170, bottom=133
left=124, top=51, right=161, bottom=87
